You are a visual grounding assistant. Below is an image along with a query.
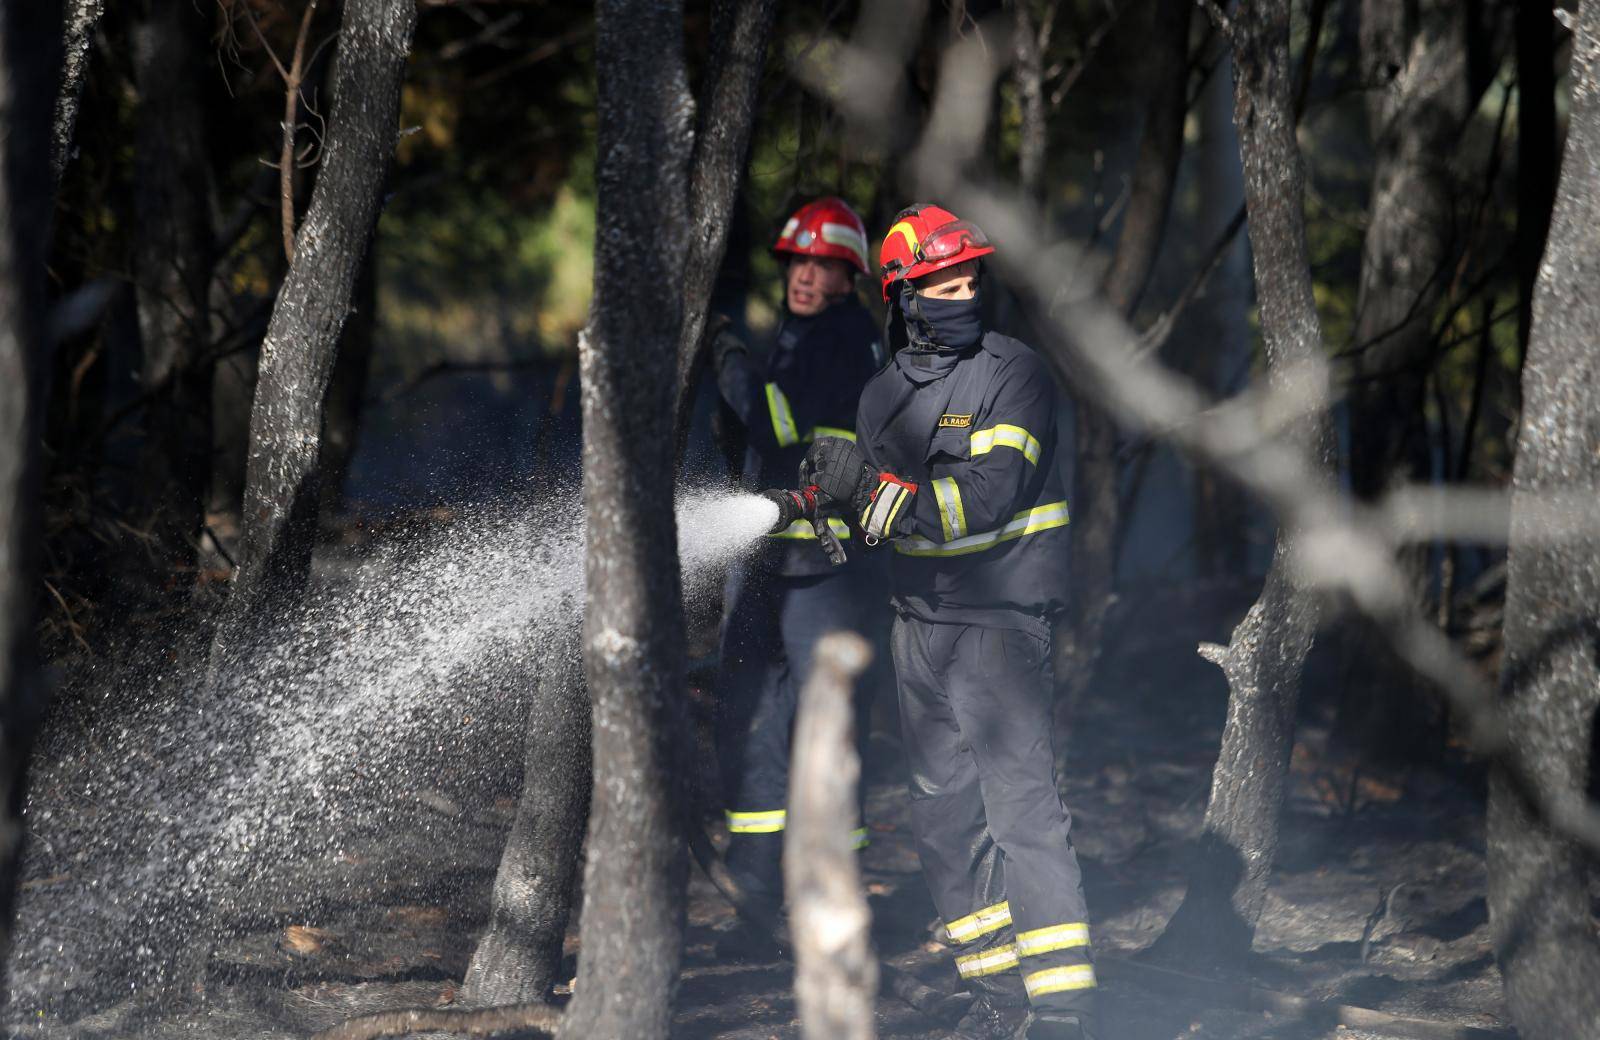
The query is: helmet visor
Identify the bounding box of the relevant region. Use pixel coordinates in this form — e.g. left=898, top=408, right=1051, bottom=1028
left=918, top=220, right=990, bottom=263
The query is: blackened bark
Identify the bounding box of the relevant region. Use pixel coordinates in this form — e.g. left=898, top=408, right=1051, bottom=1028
left=50, top=0, right=101, bottom=191
left=468, top=6, right=766, bottom=1006
left=319, top=250, right=377, bottom=520
left=1151, top=0, right=1333, bottom=966
left=1011, top=1, right=1047, bottom=201
left=0, top=0, right=62, bottom=994
left=1059, top=0, right=1190, bottom=701
left=462, top=644, right=590, bottom=1005
left=1339, top=0, right=1477, bottom=761
left=672, top=0, right=777, bottom=454
left=1515, top=0, right=1558, bottom=356
left=211, top=0, right=416, bottom=651
left=131, top=0, right=216, bottom=562
left=1487, top=6, right=1600, bottom=1036
left=557, top=2, right=693, bottom=1037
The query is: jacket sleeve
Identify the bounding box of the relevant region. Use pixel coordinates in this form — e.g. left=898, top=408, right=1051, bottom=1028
left=714, top=349, right=763, bottom=430
left=897, top=350, right=1056, bottom=542
left=741, top=314, right=876, bottom=453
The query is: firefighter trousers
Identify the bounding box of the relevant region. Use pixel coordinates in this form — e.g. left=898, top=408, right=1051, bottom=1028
left=715, top=560, right=881, bottom=904
left=891, top=612, right=1097, bottom=1014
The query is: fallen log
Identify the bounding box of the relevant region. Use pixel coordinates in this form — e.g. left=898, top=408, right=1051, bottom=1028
left=1099, top=957, right=1515, bottom=1040
left=309, top=1001, right=561, bottom=1040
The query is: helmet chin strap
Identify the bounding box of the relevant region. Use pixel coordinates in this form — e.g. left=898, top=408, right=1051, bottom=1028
left=899, top=283, right=937, bottom=350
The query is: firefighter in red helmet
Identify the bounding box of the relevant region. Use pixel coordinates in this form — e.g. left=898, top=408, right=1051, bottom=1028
left=708, top=197, right=885, bottom=958
left=784, top=203, right=1100, bottom=1039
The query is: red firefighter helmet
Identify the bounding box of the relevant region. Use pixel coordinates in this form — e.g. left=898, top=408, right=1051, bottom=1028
left=773, top=197, right=871, bottom=275
left=877, top=203, right=995, bottom=301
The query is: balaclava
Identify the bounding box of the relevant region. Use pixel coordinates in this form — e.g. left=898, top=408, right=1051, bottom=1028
left=891, top=274, right=984, bottom=384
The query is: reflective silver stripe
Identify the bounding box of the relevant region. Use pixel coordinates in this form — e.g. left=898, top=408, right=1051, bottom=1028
left=970, top=423, right=1041, bottom=465
left=727, top=809, right=786, bottom=834
left=932, top=477, right=967, bottom=540
left=895, top=500, right=1068, bottom=558
left=956, top=943, right=1018, bottom=978
left=1023, top=964, right=1097, bottom=997
left=765, top=383, right=800, bottom=446
left=1015, top=922, right=1090, bottom=957
left=768, top=518, right=851, bottom=540
left=810, top=425, right=857, bottom=442
left=819, top=220, right=870, bottom=271
left=850, top=827, right=869, bottom=850
left=946, top=901, right=1011, bottom=943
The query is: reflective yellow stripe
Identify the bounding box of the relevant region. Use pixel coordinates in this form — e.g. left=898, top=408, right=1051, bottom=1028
left=932, top=477, right=967, bottom=540
left=767, top=518, right=852, bottom=540
left=884, top=481, right=912, bottom=533
left=956, top=943, right=1018, bottom=978
left=765, top=383, right=800, bottom=446
left=895, top=500, right=1069, bottom=558
left=887, top=220, right=920, bottom=255
left=1024, top=964, right=1097, bottom=996
left=810, top=425, right=857, bottom=442
left=970, top=424, right=1042, bottom=465
left=727, top=809, right=786, bottom=834
left=850, top=826, right=870, bottom=850
left=1015, top=922, right=1090, bottom=957
left=946, top=901, right=1011, bottom=943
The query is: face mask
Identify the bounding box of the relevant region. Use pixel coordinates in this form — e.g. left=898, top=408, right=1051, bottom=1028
left=901, top=282, right=984, bottom=352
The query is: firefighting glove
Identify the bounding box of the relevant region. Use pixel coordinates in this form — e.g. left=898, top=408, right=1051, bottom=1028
left=859, top=471, right=918, bottom=540
left=801, top=436, right=875, bottom=514
left=802, top=436, right=919, bottom=541
left=706, top=314, right=748, bottom=373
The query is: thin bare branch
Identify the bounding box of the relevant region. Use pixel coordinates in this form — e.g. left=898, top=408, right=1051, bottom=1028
left=279, top=1, right=319, bottom=262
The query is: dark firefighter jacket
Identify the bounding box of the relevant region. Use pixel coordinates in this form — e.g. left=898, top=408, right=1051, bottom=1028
left=717, top=297, right=882, bottom=577
left=854, top=331, right=1069, bottom=633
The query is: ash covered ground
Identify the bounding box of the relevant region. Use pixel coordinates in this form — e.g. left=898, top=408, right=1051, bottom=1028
left=10, top=556, right=1527, bottom=1040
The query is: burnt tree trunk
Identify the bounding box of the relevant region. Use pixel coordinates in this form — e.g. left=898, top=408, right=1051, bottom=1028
left=210, top=0, right=416, bottom=659
left=131, top=0, right=216, bottom=566
left=1011, top=1, right=1047, bottom=202
left=1337, top=0, right=1478, bottom=762
left=465, top=5, right=770, bottom=1006
left=1059, top=0, right=1191, bottom=702
left=0, top=0, right=62, bottom=994
left=1150, top=0, right=1334, bottom=966
left=50, top=0, right=102, bottom=191
left=555, top=2, right=693, bottom=1037
left=461, top=644, right=590, bottom=1005
left=672, top=0, right=777, bottom=454
left=1486, top=4, right=1600, bottom=1035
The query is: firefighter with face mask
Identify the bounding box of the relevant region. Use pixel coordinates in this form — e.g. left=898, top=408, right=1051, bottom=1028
left=785, top=204, right=1099, bottom=1040
left=708, top=197, right=884, bottom=957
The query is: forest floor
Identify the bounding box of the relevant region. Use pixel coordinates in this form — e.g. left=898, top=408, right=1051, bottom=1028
left=14, top=573, right=1529, bottom=1039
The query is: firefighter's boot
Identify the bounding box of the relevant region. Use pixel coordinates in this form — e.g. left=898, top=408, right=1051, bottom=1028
left=950, top=991, right=1029, bottom=1040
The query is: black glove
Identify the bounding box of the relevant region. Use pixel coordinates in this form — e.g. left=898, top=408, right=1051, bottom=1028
left=801, top=436, right=875, bottom=514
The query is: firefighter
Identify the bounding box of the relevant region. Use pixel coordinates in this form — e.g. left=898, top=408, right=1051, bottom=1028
left=709, top=197, right=883, bottom=955
left=794, top=204, right=1099, bottom=1039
